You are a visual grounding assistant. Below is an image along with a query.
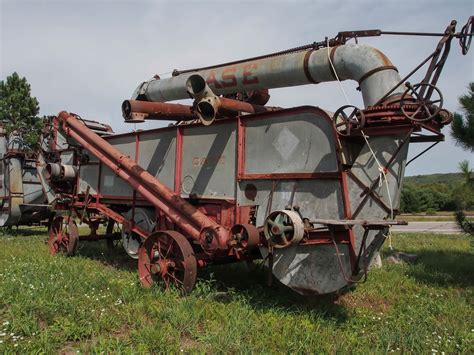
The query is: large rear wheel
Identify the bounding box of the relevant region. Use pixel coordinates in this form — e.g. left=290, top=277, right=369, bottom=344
left=138, top=231, right=197, bottom=294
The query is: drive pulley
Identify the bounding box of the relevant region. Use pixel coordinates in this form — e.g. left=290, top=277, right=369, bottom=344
left=263, top=210, right=305, bottom=248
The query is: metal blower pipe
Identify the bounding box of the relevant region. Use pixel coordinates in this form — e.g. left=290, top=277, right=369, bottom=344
left=186, top=74, right=277, bottom=125
left=122, top=100, right=197, bottom=122
left=133, top=44, right=404, bottom=107
left=58, top=111, right=230, bottom=249
left=44, top=163, right=77, bottom=181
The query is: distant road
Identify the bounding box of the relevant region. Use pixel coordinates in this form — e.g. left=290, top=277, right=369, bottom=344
left=392, top=221, right=462, bottom=234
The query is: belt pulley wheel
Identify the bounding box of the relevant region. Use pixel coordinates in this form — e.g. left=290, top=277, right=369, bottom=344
left=264, top=210, right=305, bottom=248
left=460, top=16, right=473, bottom=55
left=138, top=231, right=197, bottom=294
left=332, top=105, right=366, bottom=136
left=48, top=216, right=78, bottom=256
left=230, top=223, right=260, bottom=251
left=400, top=82, right=443, bottom=122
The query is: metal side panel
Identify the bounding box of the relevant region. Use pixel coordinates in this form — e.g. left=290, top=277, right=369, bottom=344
left=349, top=132, right=410, bottom=211
left=346, top=132, right=410, bottom=270
left=260, top=243, right=351, bottom=295
left=137, top=130, right=176, bottom=190
left=83, top=149, right=99, bottom=163
left=0, top=135, right=6, bottom=198
left=100, top=166, right=133, bottom=197
left=181, top=122, right=236, bottom=199
left=238, top=179, right=344, bottom=227
left=79, top=165, right=98, bottom=195
left=244, top=111, right=338, bottom=174
left=106, top=135, right=137, bottom=159
left=60, top=151, right=75, bottom=165
left=99, top=135, right=137, bottom=197
left=22, top=167, right=44, bottom=205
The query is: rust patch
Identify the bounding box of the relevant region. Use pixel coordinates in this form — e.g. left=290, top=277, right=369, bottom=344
left=373, top=48, right=393, bottom=66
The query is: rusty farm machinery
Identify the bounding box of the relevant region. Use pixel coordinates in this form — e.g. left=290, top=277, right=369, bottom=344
left=17, top=17, right=472, bottom=295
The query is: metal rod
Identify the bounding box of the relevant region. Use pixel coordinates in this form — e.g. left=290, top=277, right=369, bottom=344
left=381, top=31, right=448, bottom=37
left=382, top=31, right=470, bottom=39
left=405, top=141, right=440, bottom=167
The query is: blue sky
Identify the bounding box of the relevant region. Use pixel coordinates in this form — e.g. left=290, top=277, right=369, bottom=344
left=1, top=0, right=473, bottom=175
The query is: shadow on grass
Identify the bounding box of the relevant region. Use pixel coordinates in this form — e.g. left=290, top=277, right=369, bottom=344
left=77, top=241, right=137, bottom=272
left=0, top=226, right=48, bottom=237
left=77, top=241, right=350, bottom=321
left=404, top=249, right=474, bottom=287
left=199, top=262, right=351, bottom=322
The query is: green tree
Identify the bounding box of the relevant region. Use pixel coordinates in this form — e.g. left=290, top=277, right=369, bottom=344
left=451, top=82, right=474, bottom=152
left=0, top=72, right=43, bottom=151
left=451, top=83, right=474, bottom=236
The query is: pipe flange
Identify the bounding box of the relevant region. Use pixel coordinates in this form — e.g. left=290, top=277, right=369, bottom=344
left=264, top=210, right=305, bottom=248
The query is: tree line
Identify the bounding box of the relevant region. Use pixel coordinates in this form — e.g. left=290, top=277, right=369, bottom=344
left=400, top=175, right=474, bottom=213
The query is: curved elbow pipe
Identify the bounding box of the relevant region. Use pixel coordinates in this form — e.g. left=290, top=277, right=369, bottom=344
left=186, top=75, right=221, bottom=125
left=186, top=75, right=279, bottom=125
left=133, top=44, right=405, bottom=108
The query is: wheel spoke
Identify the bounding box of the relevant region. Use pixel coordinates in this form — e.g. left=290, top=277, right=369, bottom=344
left=282, top=225, right=294, bottom=232
left=266, top=219, right=276, bottom=227
left=422, top=103, right=432, bottom=115
left=413, top=105, right=423, bottom=117
left=411, top=88, right=424, bottom=101
left=166, top=272, right=184, bottom=286
left=162, top=275, right=170, bottom=288
left=164, top=241, right=174, bottom=259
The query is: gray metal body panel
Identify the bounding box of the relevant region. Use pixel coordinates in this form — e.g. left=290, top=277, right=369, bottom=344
left=244, top=114, right=338, bottom=174
left=181, top=122, right=235, bottom=198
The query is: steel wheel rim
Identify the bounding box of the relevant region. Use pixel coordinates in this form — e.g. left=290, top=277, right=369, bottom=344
left=138, top=231, right=197, bottom=294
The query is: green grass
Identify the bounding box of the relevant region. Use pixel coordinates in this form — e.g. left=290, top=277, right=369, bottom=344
left=0, top=228, right=473, bottom=353
left=398, top=212, right=474, bottom=222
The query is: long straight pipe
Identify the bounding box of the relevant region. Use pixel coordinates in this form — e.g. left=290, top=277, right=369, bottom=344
left=58, top=111, right=229, bottom=248
left=133, top=44, right=405, bottom=108
left=122, top=100, right=197, bottom=122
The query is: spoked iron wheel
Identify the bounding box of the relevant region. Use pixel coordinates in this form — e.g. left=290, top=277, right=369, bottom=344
left=263, top=210, right=305, bottom=249
left=48, top=216, right=79, bottom=256
left=105, top=219, right=123, bottom=249
left=138, top=231, right=197, bottom=294
left=332, top=105, right=365, bottom=136
left=400, top=82, right=443, bottom=122
left=460, top=16, right=473, bottom=55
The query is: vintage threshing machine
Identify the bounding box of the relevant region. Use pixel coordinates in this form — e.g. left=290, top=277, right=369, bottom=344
left=38, top=18, right=472, bottom=295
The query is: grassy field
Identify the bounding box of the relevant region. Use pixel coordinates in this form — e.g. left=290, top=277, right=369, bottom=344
left=398, top=212, right=474, bottom=222
left=0, top=228, right=472, bottom=353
